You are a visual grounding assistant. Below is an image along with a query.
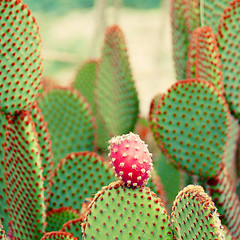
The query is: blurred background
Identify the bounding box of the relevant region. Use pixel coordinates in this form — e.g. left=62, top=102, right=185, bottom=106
left=24, top=0, right=175, bottom=116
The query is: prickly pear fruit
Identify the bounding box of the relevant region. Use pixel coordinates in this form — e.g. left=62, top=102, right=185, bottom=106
left=108, top=132, right=153, bottom=187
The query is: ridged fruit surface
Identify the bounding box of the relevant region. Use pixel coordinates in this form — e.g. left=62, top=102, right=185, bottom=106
left=82, top=181, right=174, bottom=239
left=0, top=0, right=42, bottom=114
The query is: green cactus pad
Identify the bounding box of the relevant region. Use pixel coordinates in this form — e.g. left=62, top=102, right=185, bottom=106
left=46, top=207, right=81, bottom=232
left=170, top=0, right=200, bottom=80
left=95, top=25, right=139, bottom=136
left=73, top=59, right=110, bottom=150
left=37, top=88, right=96, bottom=168
left=203, top=0, right=230, bottom=33
left=48, top=151, right=115, bottom=211
left=41, top=232, right=78, bottom=240
left=171, top=185, right=225, bottom=240
left=73, top=60, right=98, bottom=112
left=223, top=115, right=239, bottom=182
left=0, top=112, right=9, bottom=231
left=0, top=0, right=42, bottom=114
left=30, top=101, right=53, bottom=198
left=150, top=79, right=230, bottom=178
left=207, top=168, right=240, bottom=238
left=62, top=216, right=84, bottom=240
left=82, top=181, right=174, bottom=239
left=217, top=0, right=240, bottom=120
left=186, top=26, right=224, bottom=93
left=4, top=111, right=46, bottom=239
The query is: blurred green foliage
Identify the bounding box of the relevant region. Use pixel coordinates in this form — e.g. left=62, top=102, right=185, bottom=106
left=123, top=0, right=161, bottom=9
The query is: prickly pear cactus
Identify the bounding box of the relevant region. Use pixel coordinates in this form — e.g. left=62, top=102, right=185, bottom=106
left=206, top=168, right=240, bottom=238
left=37, top=88, right=96, bottom=168
left=186, top=26, right=224, bottom=93
left=73, top=59, right=110, bottom=150
left=82, top=181, right=174, bottom=239
left=95, top=25, right=139, bottom=136
left=30, top=101, right=53, bottom=197
left=62, top=216, right=84, bottom=240
left=4, top=111, right=46, bottom=239
left=108, top=133, right=153, bottom=187
left=48, top=152, right=115, bottom=211
left=0, top=0, right=42, bottom=114
left=217, top=0, right=240, bottom=120
left=150, top=79, right=230, bottom=178
left=46, top=207, right=81, bottom=232
left=171, top=185, right=225, bottom=239
left=0, top=222, right=7, bottom=240
left=41, top=232, right=78, bottom=240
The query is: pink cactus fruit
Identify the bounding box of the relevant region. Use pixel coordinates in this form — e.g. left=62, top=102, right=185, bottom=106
left=108, top=132, right=153, bottom=187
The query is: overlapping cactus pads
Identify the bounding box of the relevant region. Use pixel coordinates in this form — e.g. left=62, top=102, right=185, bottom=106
left=0, top=223, right=7, bottom=239
left=82, top=181, right=173, bottom=239
left=4, top=111, right=46, bottom=239
left=150, top=79, right=230, bottom=178
left=203, top=0, right=230, bottom=33
left=0, top=0, right=42, bottom=114
left=48, top=152, right=115, bottom=211
left=30, top=101, right=53, bottom=197
left=171, top=185, right=225, bottom=239
left=217, top=0, right=240, bottom=120
left=207, top=168, right=240, bottom=238
left=62, top=216, right=84, bottom=240
left=186, top=26, right=224, bottom=93
left=95, top=25, right=139, bottom=135
left=41, top=232, right=78, bottom=240
left=170, top=0, right=199, bottom=80
left=37, top=88, right=96, bottom=167
left=46, top=207, right=81, bottom=232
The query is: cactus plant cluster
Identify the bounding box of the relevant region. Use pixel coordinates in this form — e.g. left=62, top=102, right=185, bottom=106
left=0, top=0, right=239, bottom=239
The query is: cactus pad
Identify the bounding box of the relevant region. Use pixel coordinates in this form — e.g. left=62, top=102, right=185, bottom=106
left=0, top=0, right=42, bottom=114
left=37, top=88, right=96, bottom=168
left=41, top=232, right=78, bottom=240
left=30, top=101, right=53, bottom=197
left=62, top=216, right=84, bottom=240
left=48, top=151, right=115, bottom=211
left=217, top=0, right=240, bottom=120
left=95, top=25, right=139, bottom=136
left=108, top=133, right=153, bottom=187
left=150, top=79, right=230, bottom=178
left=0, top=222, right=7, bottom=240
left=82, top=181, right=174, bottom=239
left=186, top=26, right=224, bottom=93
left=46, top=207, right=81, bottom=232
left=207, top=168, right=240, bottom=238
left=4, top=111, right=46, bottom=239
left=171, top=185, right=225, bottom=239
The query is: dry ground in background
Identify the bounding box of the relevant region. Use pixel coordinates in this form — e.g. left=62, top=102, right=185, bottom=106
left=37, top=3, right=175, bottom=117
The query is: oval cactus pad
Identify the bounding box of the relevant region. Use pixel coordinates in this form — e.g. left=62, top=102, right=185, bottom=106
left=4, top=111, right=46, bottom=239
left=62, top=216, right=84, bottom=240
left=82, top=181, right=173, bottom=239
left=0, top=0, right=42, bottom=114
left=172, top=185, right=225, bottom=239
left=95, top=25, right=139, bottom=136
left=150, top=79, right=230, bottom=178
left=48, top=151, right=115, bottom=211
left=217, top=0, right=240, bottom=120
left=186, top=26, right=224, bottom=93
left=37, top=88, right=96, bottom=168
